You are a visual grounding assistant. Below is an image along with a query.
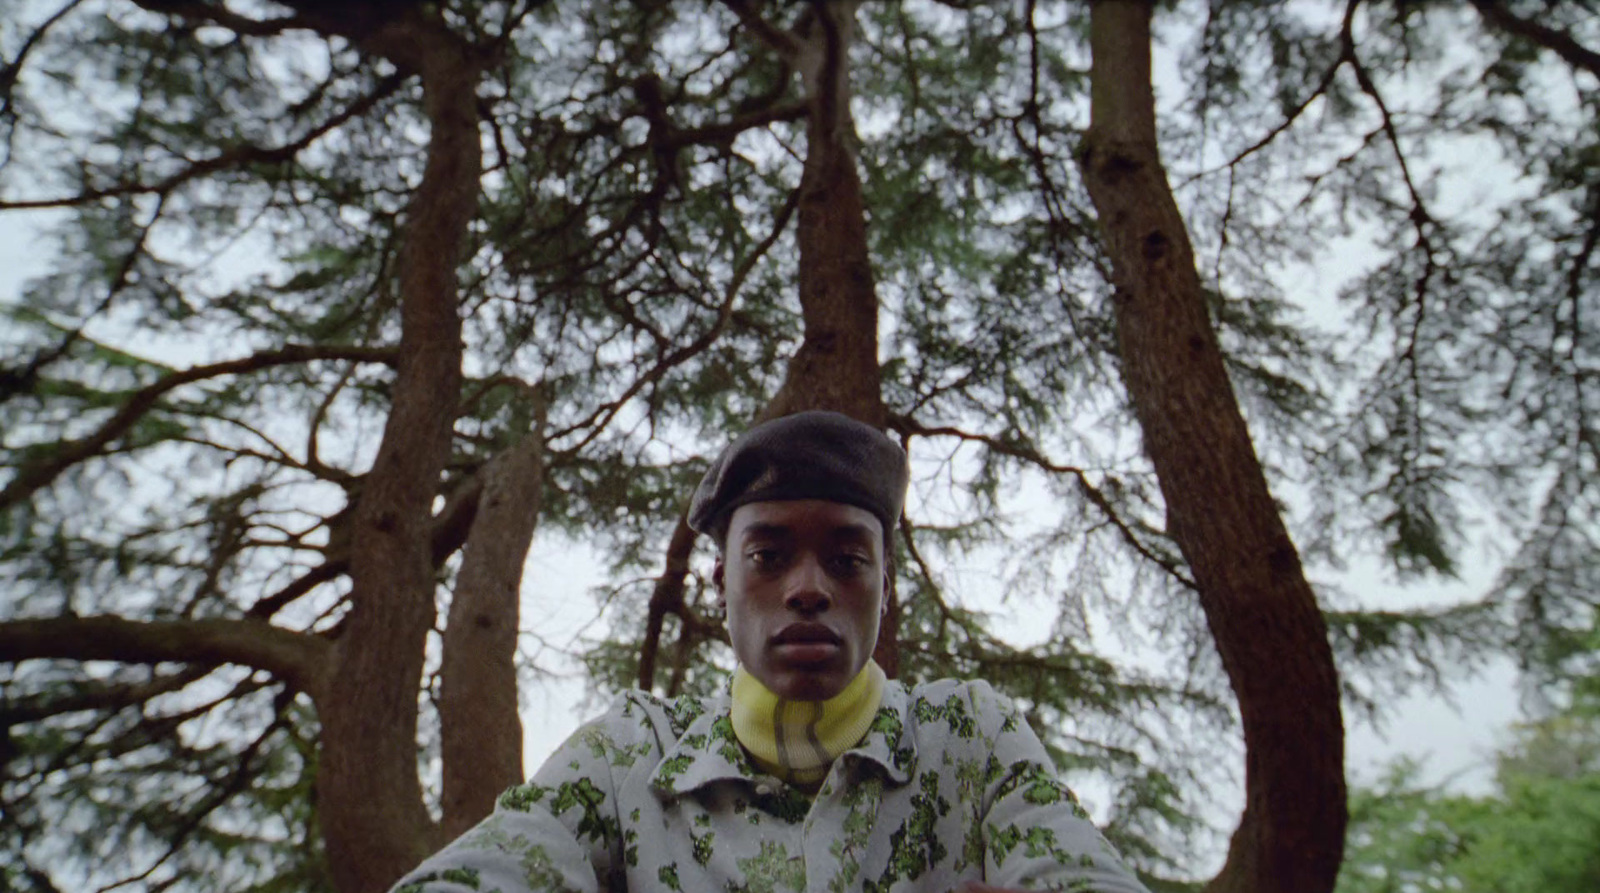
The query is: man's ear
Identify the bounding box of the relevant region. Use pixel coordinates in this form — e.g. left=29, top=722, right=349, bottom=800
left=881, top=561, right=894, bottom=616
left=712, top=556, right=726, bottom=602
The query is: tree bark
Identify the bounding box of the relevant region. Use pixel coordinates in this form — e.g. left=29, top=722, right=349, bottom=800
left=637, top=0, right=893, bottom=691
left=314, top=16, right=484, bottom=893
left=768, top=0, right=884, bottom=429
left=1075, top=4, right=1347, bottom=893
left=439, top=421, right=544, bottom=840
left=782, top=0, right=894, bottom=677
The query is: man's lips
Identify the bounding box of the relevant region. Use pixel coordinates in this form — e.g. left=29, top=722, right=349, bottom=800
left=770, top=623, right=843, bottom=663
left=771, top=622, right=842, bottom=646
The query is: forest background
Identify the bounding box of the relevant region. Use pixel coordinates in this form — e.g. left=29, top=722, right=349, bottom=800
left=0, top=2, right=1595, bottom=893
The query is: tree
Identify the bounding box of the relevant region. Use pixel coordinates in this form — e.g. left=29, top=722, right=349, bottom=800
left=1, top=2, right=1595, bottom=893
left=1337, top=700, right=1600, bottom=893
left=1078, top=4, right=1345, bottom=890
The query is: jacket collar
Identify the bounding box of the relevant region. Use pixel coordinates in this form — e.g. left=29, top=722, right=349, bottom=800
left=649, top=680, right=918, bottom=798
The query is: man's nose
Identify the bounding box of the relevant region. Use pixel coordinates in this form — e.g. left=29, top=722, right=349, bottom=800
left=783, top=558, right=833, bottom=614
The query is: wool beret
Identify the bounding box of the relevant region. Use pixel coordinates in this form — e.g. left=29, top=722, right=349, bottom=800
left=687, top=411, right=909, bottom=539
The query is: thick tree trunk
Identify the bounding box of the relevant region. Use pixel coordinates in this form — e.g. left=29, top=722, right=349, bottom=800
left=771, top=1, right=882, bottom=426
left=439, top=426, right=544, bottom=840
left=1075, top=4, right=1347, bottom=893
left=779, top=0, right=894, bottom=676
left=639, top=0, right=893, bottom=691
left=315, top=25, right=484, bottom=893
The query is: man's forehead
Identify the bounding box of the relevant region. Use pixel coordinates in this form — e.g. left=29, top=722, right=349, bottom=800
left=729, top=500, right=883, bottom=539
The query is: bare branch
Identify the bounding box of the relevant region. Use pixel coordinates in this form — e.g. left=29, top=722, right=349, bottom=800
left=1344, top=9, right=1444, bottom=486
left=552, top=184, right=802, bottom=451
left=0, top=0, right=89, bottom=138
left=128, top=0, right=311, bottom=37
left=0, top=343, right=398, bottom=509
left=889, top=413, right=1198, bottom=590
left=1470, top=0, right=1600, bottom=79
left=0, top=615, right=329, bottom=699
left=667, top=100, right=809, bottom=150
left=1183, top=0, right=1359, bottom=187
left=0, top=72, right=405, bottom=210
left=0, top=665, right=209, bottom=725
left=719, top=0, right=803, bottom=59
left=244, top=471, right=482, bottom=620
left=244, top=561, right=346, bottom=621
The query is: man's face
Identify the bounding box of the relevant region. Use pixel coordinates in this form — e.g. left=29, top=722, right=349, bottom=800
left=714, top=499, right=887, bottom=702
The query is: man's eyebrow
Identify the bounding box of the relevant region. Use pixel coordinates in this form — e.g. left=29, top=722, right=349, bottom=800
left=738, top=522, right=792, bottom=542
left=829, top=522, right=878, bottom=543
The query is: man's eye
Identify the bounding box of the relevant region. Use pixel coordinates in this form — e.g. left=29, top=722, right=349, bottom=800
left=832, top=554, right=870, bottom=575
left=747, top=548, right=782, bottom=567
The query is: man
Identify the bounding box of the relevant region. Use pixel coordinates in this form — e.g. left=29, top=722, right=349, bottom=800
left=391, top=411, right=1152, bottom=893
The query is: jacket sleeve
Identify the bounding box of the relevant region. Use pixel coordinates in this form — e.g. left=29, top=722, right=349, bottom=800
left=389, top=700, right=644, bottom=893
left=973, top=684, right=1152, bottom=893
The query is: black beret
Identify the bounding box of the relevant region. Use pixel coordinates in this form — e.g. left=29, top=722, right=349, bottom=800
left=687, top=411, right=909, bottom=539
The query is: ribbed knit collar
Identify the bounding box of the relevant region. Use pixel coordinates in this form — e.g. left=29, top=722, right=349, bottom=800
left=729, top=660, right=886, bottom=788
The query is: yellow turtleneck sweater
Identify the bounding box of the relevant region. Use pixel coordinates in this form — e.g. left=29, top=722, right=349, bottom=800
left=730, top=660, right=886, bottom=789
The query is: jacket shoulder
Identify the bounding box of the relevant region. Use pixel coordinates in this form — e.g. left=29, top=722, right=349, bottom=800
left=901, top=676, right=1020, bottom=744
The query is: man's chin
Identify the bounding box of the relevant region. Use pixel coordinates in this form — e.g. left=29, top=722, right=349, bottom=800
left=763, top=667, right=849, bottom=702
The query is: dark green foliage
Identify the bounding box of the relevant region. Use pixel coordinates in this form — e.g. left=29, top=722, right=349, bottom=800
left=1337, top=700, right=1600, bottom=893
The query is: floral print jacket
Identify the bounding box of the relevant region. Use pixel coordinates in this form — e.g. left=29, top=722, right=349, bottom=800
left=391, top=678, right=1152, bottom=893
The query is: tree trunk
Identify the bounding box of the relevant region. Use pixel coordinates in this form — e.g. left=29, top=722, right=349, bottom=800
left=639, top=0, right=894, bottom=691
left=439, top=423, right=545, bottom=840
left=770, top=1, right=883, bottom=426
left=1075, top=4, right=1347, bottom=893
left=315, top=26, right=484, bottom=893
left=778, top=0, right=893, bottom=676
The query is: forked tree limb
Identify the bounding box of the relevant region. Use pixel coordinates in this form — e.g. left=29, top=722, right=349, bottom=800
left=312, top=7, right=486, bottom=889
left=888, top=413, right=1198, bottom=590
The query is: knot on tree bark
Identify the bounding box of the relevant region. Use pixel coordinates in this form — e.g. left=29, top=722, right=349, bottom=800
left=1142, top=230, right=1169, bottom=261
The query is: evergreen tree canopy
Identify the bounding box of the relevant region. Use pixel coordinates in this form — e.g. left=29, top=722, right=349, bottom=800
left=0, top=1, right=1594, bottom=892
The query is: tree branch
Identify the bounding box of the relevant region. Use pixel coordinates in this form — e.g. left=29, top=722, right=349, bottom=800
left=0, top=343, right=398, bottom=509
left=129, top=0, right=309, bottom=35
left=244, top=470, right=482, bottom=621
left=0, top=72, right=405, bottom=211
left=0, top=0, right=88, bottom=138
left=0, top=665, right=209, bottom=726
left=1470, top=0, right=1600, bottom=79
left=667, top=100, right=809, bottom=150
left=551, top=184, right=801, bottom=451
left=0, top=615, right=329, bottom=699
left=889, top=413, right=1198, bottom=590
left=1183, top=0, right=1359, bottom=186
left=719, top=0, right=803, bottom=60
left=0, top=193, right=168, bottom=407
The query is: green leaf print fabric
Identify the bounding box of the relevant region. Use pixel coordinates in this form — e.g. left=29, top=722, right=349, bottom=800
left=391, top=679, right=1151, bottom=893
